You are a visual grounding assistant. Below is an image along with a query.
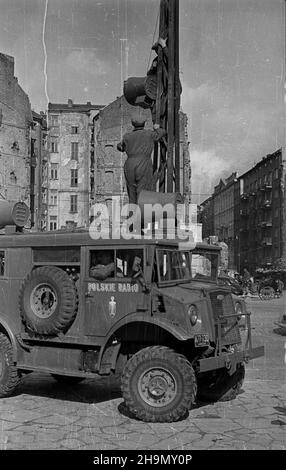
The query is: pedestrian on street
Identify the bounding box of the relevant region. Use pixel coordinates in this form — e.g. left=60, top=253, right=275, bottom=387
left=242, top=267, right=251, bottom=295
left=117, top=114, right=166, bottom=204
left=275, top=278, right=284, bottom=296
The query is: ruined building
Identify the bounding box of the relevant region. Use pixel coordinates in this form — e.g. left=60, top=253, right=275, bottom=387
left=92, top=95, right=191, bottom=207
left=0, top=53, right=32, bottom=209
left=47, top=96, right=191, bottom=230
left=200, top=149, right=286, bottom=272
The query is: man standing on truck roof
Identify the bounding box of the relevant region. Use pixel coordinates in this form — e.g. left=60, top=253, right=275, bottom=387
left=117, top=114, right=166, bottom=205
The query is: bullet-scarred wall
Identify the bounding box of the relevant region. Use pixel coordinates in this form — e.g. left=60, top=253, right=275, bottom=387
left=0, top=53, right=32, bottom=206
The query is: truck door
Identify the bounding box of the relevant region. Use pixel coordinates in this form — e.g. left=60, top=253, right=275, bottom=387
left=83, top=246, right=148, bottom=337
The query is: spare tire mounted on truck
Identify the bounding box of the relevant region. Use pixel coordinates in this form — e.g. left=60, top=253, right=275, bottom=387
left=19, top=266, right=78, bottom=335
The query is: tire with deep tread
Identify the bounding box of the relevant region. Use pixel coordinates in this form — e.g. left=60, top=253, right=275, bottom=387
left=51, top=374, right=85, bottom=385
left=19, top=266, right=78, bottom=336
left=0, top=333, right=21, bottom=398
left=121, top=346, right=197, bottom=423
left=197, top=363, right=245, bottom=403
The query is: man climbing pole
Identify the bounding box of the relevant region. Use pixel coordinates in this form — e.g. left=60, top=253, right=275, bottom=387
left=117, top=114, right=166, bottom=204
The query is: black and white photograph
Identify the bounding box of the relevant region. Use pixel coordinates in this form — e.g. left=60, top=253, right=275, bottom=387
left=0, top=0, right=285, bottom=455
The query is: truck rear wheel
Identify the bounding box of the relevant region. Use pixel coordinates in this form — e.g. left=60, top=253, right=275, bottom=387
left=198, top=363, right=245, bottom=403
left=121, top=346, right=197, bottom=422
left=19, top=266, right=78, bottom=336
left=0, top=333, right=21, bottom=398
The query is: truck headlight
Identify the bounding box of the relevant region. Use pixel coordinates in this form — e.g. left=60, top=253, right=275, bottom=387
left=188, top=305, right=198, bottom=326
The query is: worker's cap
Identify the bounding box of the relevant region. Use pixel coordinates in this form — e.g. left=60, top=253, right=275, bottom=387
left=131, top=112, right=146, bottom=128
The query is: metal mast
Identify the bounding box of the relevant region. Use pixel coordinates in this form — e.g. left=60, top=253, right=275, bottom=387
left=156, top=0, right=180, bottom=193
left=123, top=0, right=181, bottom=195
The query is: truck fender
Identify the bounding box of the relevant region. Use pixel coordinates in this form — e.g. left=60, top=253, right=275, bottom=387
left=104, top=313, right=191, bottom=345
left=98, top=314, right=191, bottom=375
left=0, top=318, right=19, bottom=362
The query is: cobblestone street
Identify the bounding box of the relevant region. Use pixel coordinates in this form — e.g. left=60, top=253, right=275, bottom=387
left=0, top=295, right=285, bottom=450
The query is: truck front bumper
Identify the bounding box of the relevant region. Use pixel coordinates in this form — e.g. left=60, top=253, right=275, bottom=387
left=198, top=310, right=264, bottom=374
left=198, top=345, right=264, bottom=373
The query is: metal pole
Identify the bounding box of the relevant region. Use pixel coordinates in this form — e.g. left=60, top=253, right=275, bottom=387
left=153, top=45, right=163, bottom=189
left=174, top=0, right=180, bottom=193
left=167, top=0, right=175, bottom=192
left=158, top=0, right=167, bottom=193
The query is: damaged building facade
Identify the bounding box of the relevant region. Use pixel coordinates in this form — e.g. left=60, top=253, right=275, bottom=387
left=46, top=96, right=191, bottom=230
left=0, top=53, right=32, bottom=209
left=92, top=95, right=191, bottom=207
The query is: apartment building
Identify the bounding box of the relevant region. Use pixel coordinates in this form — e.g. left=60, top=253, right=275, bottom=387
left=199, top=173, right=237, bottom=269
left=234, top=149, right=285, bottom=272
left=47, top=100, right=104, bottom=230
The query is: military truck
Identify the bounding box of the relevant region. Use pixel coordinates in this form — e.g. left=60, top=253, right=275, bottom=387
left=0, top=205, right=264, bottom=423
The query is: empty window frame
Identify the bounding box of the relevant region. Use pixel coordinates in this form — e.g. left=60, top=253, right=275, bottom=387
left=71, top=169, right=78, bottom=187
left=71, top=142, right=79, bottom=161
left=70, top=195, right=78, bottom=213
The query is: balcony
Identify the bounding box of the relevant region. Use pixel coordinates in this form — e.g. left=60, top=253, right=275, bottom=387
left=264, top=200, right=272, bottom=208
left=240, top=209, right=248, bottom=217
left=260, top=220, right=272, bottom=228
left=260, top=199, right=272, bottom=208
left=264, top=183, right=272, bottom=190
left=262, top=237, right=272, bottom=246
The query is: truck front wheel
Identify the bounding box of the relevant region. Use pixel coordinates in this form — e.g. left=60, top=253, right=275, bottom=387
left=121, top=346, right=197, bottom=423
left=197, top=363, right=245, bottom=403
left=0, top=333, right=21, bottom=398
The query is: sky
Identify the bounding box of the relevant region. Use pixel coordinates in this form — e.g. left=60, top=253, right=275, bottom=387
left=0, top=0, right=284, bottom=203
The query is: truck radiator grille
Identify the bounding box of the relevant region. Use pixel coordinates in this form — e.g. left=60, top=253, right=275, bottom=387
left=209, top=291, right=241, bottom=345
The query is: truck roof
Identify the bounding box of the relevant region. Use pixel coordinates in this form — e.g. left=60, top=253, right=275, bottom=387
left=0, top=229, right=221, bottom=251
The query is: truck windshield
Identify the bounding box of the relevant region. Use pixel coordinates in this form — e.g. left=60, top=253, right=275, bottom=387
left=156, top=249, right=218, bottom=283
left=157, top=249, right=192, bottom=282
left=190, top=251, right=218, bottom=281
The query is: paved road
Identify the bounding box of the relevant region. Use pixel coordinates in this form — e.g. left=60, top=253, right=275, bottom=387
left=0, top=295, right=285, bottom=450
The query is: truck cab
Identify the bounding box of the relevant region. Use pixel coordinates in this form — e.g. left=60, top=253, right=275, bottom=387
left=0, top=228, right=264, bottom=423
